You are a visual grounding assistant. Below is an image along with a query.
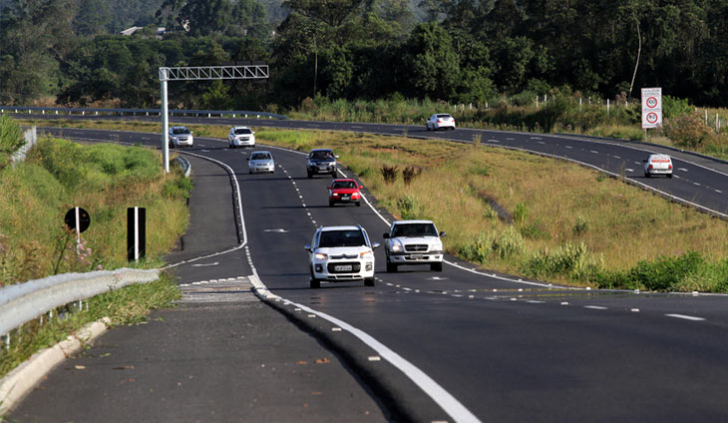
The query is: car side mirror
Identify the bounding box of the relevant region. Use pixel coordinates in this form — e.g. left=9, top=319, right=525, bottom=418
left=359, top=185, right=364, bottom=189
left=304, top=244, right=312, bottom=252
left=327, top=186, right=331, bottom=189
left=383, top=233, right=390, bottom=239
left=335, top=155, right=340, bottom=159
left=372, top=242, right=381, bottom=249
left=440, top=231, right=447, bottom=237
left=642, top=159, right=648, bottom=162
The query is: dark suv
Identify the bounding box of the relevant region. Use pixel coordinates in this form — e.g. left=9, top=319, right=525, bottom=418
left=307, top=148, right=338, bottom=178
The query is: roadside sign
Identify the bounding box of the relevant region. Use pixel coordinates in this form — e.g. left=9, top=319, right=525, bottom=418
left=641, top=87, right=662, bottom=129
left=64, top=207, right=90, bottom=233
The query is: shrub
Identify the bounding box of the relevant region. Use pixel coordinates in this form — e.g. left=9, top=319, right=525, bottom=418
left=628, top=251, right=705, bottom=291
left=525, top=242, right=603, bottom=281
left=663, top=112, right=714, bottom=149
left=513, top=202, right=527, bottom=225
left=402, top=166, right=422, bottom=185
left=663, top=96, right=693, bottom=118
left=0, top=115, right=24, bottom=170
left=397, top=195, right=422, bottom=220
left=573, top=216, right=589, bottom=235
left=380, top=164, right=398, bottom=184
left=459, top=227, right=524, bottom=263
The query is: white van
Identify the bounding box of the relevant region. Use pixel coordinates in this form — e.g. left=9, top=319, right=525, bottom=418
left=644, top=154, right=673, bottom=178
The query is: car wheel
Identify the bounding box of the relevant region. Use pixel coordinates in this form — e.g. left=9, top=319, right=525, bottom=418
left=310, top=278, right=321, bottom=289
left=169, top=142, right=175, bottom=149
left=667, top=173, right=673, bottom=178
left=364, top=277, right=375, bottom=287
left=329, top=200, right=334, bottom=207
left=307, top=171, right=313, bottom=179
left=331, top=171, right=337, bottom=177
left=356, top=201, right=361, bottom=207
left=431, top=262, right=443, bottom=272
left=386, top=261, right=397, bottom=273
left=249, top=170, right=253, bottom=174
left=645, top=172, right=650, bottom=178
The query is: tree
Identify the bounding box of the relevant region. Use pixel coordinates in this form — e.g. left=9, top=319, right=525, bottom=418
left=74, top=0, right=111, bottom=36
left=404, top=22, right=460, bottom=99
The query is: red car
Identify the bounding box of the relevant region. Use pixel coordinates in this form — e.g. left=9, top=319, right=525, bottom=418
left=328, top=179, right=363, bottom=207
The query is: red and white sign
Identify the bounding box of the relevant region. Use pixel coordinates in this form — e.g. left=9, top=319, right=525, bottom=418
left=641, top=87, right=662, bottom=129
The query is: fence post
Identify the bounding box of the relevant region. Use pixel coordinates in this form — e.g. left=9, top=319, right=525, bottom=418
left=607, top=99, right=610, bottom=115
left=580, top=98, right=583, bottom=111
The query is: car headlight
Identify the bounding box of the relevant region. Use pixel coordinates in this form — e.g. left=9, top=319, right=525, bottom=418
left=391, top=244, right=402, bottom=253
left=360, top=250, right=372, bottom=258
left=314, top=252, right=328, bottom=260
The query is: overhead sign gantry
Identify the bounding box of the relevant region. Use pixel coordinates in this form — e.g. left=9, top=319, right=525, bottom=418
left=158, top=65, right=269, bottom=172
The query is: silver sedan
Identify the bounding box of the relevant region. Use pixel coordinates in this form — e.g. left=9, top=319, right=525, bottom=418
left=248, top=151, right=275, bottom=174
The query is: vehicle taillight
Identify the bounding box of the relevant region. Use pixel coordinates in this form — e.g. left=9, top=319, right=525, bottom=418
left=437, top=119, right=442, bottom=123
left=648, top=164, right=653, bottom=170
left=668, top=164, right=673, bottom=169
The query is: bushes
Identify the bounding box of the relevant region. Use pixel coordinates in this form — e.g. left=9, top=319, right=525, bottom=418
left=524, top=242, right=603, bottom=282
left=458, top=227, right=524, bottom=263
left=0, top=115, right=25, bottom=170
left=663, top=112, right=715, bottom=149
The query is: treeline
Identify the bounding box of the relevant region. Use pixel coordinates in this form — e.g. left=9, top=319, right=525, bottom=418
left=1, top=0, right=728, bottom=110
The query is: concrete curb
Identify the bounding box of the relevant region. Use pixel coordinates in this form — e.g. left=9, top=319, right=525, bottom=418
left=0, top=317, right=111, bottom=416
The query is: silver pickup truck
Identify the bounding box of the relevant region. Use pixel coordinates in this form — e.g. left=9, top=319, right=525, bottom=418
left=383, top=220, right=445, bottom=272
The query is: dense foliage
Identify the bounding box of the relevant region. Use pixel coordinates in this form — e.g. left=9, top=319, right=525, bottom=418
left=1, top=0, right=728, bottom=109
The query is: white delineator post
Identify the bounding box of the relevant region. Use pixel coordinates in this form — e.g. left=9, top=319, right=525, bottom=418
left=160, top=68, right=170, bottom=173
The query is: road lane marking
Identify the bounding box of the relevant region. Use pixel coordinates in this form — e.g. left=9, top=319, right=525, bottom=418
left=666, top=314, right=705, bottom=322
left=590, top=150, right=599, bottom=154
left=613, top=155, right=621, bottom=159
left=679, top=168, right=689, bottom=172
left=584, top=306, right=608, bottom=310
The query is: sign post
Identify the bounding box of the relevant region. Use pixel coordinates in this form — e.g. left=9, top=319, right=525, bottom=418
left=64, top=207, right=91, bottom=255
left=127, top=207, right=146, bottom=262
left=641, top=87, right=663, bottom=141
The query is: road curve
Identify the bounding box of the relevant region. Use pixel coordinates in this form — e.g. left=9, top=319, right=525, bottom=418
left=22, top=123, right=728, bottom=422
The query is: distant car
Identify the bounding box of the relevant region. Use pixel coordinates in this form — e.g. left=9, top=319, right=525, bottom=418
left=383, top=220, right=446, bottom=272
left=305, top=225, right=379, bottom=289
left=643, top=154, right=673, bottom=178
left=248, top=151, right=275, bottom=174
left=328, top=179, right=363, bottom=207
left=307, top=148, right=338, bottom=178
left=168, top=126, right=194, bottom=148
left=426, top=113, right=456, bottom=131
left=229, top=126, right=255, bottom=148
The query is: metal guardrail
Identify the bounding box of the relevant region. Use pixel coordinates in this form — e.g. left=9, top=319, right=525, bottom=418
left=0, top=105, right=286, bottom=120
left=0, top=268, right=159, bottom=338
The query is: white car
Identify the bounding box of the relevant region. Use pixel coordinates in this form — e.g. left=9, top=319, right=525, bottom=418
left=383, top=220, right=445, bottom=272
left=248, top=151, right=275, bottom=174
left=644, top=154, right=673, bottom=178
left=426, top=113, right=456, bottom=131
left=228, top=126, right=256, bottom=148
left=168, top=126, right=194, bottom=148
left=305, top=225, right=380, bottom=289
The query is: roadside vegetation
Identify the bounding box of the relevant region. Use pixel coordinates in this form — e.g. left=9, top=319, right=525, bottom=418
left=0, top=116, right=187, bottom=379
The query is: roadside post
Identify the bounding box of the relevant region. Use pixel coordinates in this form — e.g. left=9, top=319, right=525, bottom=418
left=641, top=87, right=663, bottom=141
left=127, top=207, right=146, bottom=262
left=64, top=207, right=90, bottom=255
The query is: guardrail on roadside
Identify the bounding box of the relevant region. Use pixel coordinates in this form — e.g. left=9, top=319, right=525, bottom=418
left=0, top=105, right=286, bottom=120
left=0, top=268, right=159, bottom=346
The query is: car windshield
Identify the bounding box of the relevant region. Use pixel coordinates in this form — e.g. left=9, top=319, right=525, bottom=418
left=251, top=153, right=271, bottom=160
left=172, top=128, right=190, bottom=135
left=392, top=223, right=438, bottom=237
left=319, top=230, right=366, bottom=248
left=332, top=181, right=356, bottom=189
left=234, top=128, right=252, bottom=135
left=436, top=114, right=452, bottom=119
left=311, top=151, right=334, bottom=161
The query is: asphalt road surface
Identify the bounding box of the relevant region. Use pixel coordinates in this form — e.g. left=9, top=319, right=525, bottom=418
left=10, top=121, right=728, bottom=422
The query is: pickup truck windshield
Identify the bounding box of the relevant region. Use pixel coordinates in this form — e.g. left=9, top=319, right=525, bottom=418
left=392, top=223, right=437, bottom=237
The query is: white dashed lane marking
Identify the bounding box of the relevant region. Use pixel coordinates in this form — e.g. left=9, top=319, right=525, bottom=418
left=666, top=314, right=705, bottom=322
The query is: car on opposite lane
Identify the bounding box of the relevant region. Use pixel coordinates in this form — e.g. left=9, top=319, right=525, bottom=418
left=426, top=113, right=456, bottom=131
left=228, top=126, right=256, bottom=148
left=168, top=126, right=194, bottom=148
left=328, top=179, right=363, bottom=207
left=307, top=148, right=338, bottom=178
left=305, top=225, right=379, bottom=289
left=248, top=151, right=275, bottom=174
left=644, top=154, right=673, bottom=178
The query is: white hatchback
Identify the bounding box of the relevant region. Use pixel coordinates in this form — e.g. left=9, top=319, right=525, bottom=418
left=644, top=154, right=673, bottom=178
left=229, top=126, right=256, bottom=148
left=426, top=113, right=456, bottom=131
left=168, top=126, right=194, bottom=148
left=305, top=225, right=380, bottom=289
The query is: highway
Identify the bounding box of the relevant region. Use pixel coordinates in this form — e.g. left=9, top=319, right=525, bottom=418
left=12, top=121, right=728, bottom=422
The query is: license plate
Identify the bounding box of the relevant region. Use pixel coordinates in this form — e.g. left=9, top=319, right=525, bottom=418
left=334, top=265, right=352, bottom=272
left=342, top=196, right=350, bottom=201
left=411, top=254, right=425, bottom=259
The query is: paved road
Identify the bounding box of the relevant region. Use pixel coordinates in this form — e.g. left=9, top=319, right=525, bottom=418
left=10, top=123, right=728, bottom=422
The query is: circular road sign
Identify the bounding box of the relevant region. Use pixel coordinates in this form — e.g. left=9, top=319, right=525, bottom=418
left=646, top=97, right=659, bottom=108
left=65, top=208, right=91, bottom=233
left=646, top=112, right=659, bottom=124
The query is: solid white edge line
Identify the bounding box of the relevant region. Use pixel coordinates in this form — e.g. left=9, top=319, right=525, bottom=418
left=250, top=276, right=481, bottom=423
left=666, top=314, right=705, bottom=322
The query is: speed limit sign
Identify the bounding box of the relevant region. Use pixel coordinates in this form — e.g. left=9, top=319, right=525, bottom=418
left=641, top=88, right=662, bottom=129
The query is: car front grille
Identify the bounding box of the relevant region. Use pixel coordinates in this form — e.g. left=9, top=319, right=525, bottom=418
left=327, top=262, right=361, bottom=273
left=404, top=244, right=428, bottom=252
left=330, top=253, right=359, bottom=260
